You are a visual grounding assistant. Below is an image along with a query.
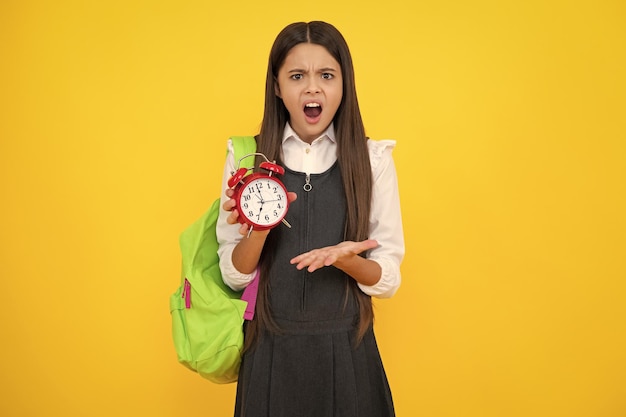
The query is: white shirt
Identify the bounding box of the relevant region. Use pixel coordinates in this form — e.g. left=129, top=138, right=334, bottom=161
left=216, top=123, right=404, bottom=298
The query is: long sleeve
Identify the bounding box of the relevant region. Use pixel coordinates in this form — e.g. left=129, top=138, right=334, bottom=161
left=358, top=139, right=405, bottom=298
left=216, top=139, right=257, bottom=291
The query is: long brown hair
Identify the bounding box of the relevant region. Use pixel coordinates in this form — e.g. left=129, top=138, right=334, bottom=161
left=246, top=21, right=373, bottom=350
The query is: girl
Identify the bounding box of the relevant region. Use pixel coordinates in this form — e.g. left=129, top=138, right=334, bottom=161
left=216, top=21, right=404, bottom=417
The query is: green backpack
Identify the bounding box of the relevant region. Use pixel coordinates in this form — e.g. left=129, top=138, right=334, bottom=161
left=170, top=136, right=257, bottom=384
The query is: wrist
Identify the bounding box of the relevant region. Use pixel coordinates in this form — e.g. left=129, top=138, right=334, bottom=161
left=246, top=228, right=271, bottom=240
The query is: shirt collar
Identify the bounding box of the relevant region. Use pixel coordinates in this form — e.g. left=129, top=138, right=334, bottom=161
left=282, top=122, right=336, bottom=145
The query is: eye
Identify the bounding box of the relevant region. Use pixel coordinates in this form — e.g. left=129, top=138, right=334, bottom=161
left=290, top=74, right=303, bottom=80
left=321, top=73, right=334, bottom=80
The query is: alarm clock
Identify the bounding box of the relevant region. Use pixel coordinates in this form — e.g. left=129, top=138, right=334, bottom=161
left=227, top=153, right=291, bottom=232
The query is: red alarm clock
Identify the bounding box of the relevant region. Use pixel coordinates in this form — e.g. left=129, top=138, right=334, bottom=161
left=228, top=153, right=291, bottom=232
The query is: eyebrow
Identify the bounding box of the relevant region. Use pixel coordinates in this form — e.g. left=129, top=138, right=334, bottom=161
left=287, top=67, right=338, bottom=73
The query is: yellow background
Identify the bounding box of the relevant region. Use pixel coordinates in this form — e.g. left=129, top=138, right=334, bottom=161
left=1, top=0, right=625, bottom=416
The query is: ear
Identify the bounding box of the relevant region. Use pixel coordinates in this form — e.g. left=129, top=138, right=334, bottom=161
left=274, top=78, right=281, bottom=98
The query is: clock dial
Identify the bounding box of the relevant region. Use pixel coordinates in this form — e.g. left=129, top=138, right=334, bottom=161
left=238, top=176, right=289, bottom=229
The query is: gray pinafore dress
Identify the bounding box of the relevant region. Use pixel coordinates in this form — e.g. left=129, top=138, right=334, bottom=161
left=234, top=163, right=395, bottom=417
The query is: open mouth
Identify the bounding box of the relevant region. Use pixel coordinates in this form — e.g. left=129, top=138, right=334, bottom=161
left=304, top=102, right=322, bottom=119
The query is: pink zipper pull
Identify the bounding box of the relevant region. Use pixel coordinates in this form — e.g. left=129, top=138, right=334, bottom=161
left=182, top=279, right=191, bottom=309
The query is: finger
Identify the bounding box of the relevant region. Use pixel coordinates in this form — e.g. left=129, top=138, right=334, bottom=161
left=307, top=259, right=328, bottom=273
left=287, top=191, right=298, bottom=203
left=291, top=248, right=321, bottom=264
left=293, top=257, right=311, bottom=270
left=306, top=258, right=324, bottom=273
left=227, top=209, right=239, bottom=225
left=223, top=197, right=236, bottom=212
left=359, top=239, right=379, bottom=252
left=291, top=253, right=315, bottom=270
left=303, top=251, right=332, bottom=272
left=305, top=251, right=337, bottom=270
left=290, top=252, right=308, bottom=265
left=323, top=254, right=337, bottom=267
left=225, top=188, right=235, bottom=198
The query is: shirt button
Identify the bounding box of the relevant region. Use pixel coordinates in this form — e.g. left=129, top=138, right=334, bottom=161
left=306, top=148, right=310, bottom=154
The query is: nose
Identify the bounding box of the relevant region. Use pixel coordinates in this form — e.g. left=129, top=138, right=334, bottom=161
left=305, top=77, right=321, bottom=94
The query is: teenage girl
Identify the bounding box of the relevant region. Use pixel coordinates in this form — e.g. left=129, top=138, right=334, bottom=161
left=216, top=21, right=404, bottom=417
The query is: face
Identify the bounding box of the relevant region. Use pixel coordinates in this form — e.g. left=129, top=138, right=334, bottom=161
left=275, top=43, right=343, bottom=144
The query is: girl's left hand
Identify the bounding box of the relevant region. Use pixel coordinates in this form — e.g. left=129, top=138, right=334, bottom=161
left=290, top=239, right=378, bottom=273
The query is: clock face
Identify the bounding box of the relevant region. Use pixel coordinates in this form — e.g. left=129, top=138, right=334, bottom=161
left=237, top=176, right=289, bottom=229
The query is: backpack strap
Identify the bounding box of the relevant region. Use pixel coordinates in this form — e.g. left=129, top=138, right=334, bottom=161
left=241, top=268, right=260, bottom=320
left=230, top=136, right=257, bottom=169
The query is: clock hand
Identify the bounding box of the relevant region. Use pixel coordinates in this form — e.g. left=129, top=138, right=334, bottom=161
left=255, top=205, right=264, bottom=223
